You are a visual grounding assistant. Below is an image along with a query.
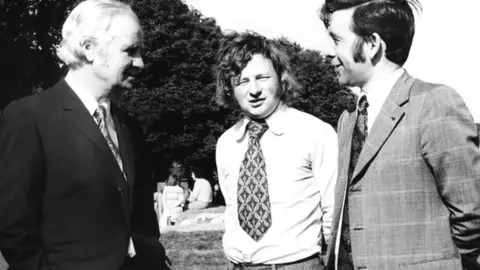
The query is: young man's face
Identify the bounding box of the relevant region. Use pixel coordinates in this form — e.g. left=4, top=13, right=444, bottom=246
left=233, top=54, right=282, bottom=120
left=326, top=8, right=372, bottom=88
left=92, top=14, right=144, bottom=90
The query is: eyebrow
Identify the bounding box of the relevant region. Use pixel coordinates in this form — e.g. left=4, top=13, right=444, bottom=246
left=329, top=31, right=340, bottom=40
left=122, top=44, right=140, bottom=51
left=240, top=72, right=272, bottom=80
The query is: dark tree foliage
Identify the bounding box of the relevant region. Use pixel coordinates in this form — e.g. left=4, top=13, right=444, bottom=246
left=122, top=0, right=234, bottom=181
left=0, top=0, right=77, bottom=110
left=0, top=0, right=354, bottom=182
left=273, top=38, right=356, bottom=128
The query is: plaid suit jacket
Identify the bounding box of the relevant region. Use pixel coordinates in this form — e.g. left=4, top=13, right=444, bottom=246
left=326, top=72, right=480, bottom=269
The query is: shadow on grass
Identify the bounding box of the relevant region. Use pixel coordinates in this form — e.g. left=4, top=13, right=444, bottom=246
left=162, top=230, right=228, bottom=270
left=0, top=231, right=228, bottom=270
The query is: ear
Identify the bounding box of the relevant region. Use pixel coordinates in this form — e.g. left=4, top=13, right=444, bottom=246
left=79, top=36, right=97, bottom=62
left=364, top=33, right=383, bottom=61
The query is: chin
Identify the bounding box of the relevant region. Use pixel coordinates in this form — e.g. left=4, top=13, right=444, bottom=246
left=247, top=112, right=264, bottom=120
left=337, top=76, right=348, bottom=86
left=115, top=82, right=133, bottom=90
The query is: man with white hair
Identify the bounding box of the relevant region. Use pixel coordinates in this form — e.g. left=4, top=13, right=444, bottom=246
left=0, top=0, right=169, bottom=269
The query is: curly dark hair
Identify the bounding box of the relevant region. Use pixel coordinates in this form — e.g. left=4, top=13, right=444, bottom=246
left=215, top=31, right=301, bottom=109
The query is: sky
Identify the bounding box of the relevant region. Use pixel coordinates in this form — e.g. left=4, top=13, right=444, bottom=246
left=183, top=0, right=480, bottom=122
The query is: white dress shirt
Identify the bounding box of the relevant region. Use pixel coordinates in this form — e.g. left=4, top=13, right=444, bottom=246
left=361, top=68, right=405, bottom=132
left=216, top=104, right=338, bottom=264
left=65, top=74, right=119, bottom=148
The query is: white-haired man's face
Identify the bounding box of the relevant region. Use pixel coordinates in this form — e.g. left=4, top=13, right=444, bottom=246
left=91, top=14, right=144, bottom=90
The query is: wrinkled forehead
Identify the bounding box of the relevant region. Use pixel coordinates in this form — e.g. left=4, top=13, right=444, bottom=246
left=103, top=13, right=143, bottom=45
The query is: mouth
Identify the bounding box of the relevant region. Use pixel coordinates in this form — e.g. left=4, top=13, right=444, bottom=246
left=123, top=66, right=142, bottom=78
left=249, top=99, right=265, bottom=108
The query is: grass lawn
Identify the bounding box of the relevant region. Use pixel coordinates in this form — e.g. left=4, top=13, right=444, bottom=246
left=162, top=230, right=228, bottom=270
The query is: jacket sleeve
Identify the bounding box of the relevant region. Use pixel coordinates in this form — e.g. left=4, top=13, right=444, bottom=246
left=0, top=101, right=45, bottom=270
left=420, top=86, right=480, bottom=270
left=127, top=116, right=172, bottom=269
left=129, top=117, right=160, bottom=239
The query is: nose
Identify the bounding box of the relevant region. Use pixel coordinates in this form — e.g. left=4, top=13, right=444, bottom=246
left=322, top=37, right=336, bottom=61
left=133, top=56, right=144, bottom=69
left=249, top=80, right=261, bottom=96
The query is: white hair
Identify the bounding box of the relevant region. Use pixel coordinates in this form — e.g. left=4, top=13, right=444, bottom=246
left=56, top=0, right=139, bottom=69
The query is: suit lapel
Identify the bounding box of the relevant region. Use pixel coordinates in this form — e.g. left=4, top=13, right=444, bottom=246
left=56, top=80, right=131, bottom=219
left=58, top=81, right=118, bottom=164
left=350, top=72, right=415, bottom=186
left=327, top=110, right=356, bottom=263
left=339, top=111, right=357, bottom=189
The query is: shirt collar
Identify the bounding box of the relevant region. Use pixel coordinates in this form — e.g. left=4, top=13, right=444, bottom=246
left=234, top=103, right=288, bottom=141
left=65, top=74, right=110, bottom=116
left=359, top=68, right=405, bottom=110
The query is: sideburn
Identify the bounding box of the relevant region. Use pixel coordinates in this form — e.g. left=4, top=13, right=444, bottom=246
left=352, top=37, right=366, bottom=63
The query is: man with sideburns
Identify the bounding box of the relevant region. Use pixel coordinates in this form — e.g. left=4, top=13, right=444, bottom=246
left=319, top=0, right=480, bottom=269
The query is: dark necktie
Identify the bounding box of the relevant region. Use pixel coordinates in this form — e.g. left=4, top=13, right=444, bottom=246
left=338, top=95, right=369, bottom=269
left=94, top=105, right=125, bottom=179
left=237, top=120, right=272, bottom=241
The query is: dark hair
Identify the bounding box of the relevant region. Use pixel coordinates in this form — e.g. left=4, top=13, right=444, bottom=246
left=168, top=160, right=184, bottom=179
left=215, top=31, right=301, bottom=109
left=190, top=163, right=210, bottom=180
left=319, top=0, right=421, bottom=66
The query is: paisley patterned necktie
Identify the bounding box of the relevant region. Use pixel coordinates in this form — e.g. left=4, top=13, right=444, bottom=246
left=237, top=120, right=271, bottom=241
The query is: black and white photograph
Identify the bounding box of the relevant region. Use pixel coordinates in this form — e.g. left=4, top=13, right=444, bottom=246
left=1, top=0, right=479, bottom=269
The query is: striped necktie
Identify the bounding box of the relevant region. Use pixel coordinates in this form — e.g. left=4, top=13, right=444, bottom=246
left=94, top=104, right=135, bottom=257
left=94, top=104, right=125, bottom=179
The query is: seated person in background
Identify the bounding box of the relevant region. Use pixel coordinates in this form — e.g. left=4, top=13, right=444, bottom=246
left=161, top=175, right=186, bottom=226
left=187, top=165, right=213, bottom=210
left=154, top=190, right=163, bottom=222
left=211, top=171, right=225, bottom=206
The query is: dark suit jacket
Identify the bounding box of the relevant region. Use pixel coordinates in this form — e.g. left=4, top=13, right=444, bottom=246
left=326, top=72, right=480, bottom=269
left=0, top=80, right=168, bottom=270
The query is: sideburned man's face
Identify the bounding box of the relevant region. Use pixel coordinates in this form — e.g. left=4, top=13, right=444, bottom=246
left=326, top=8, right=372, bottom=88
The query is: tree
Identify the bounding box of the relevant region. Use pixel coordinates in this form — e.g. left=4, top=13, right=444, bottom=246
left=123, top=0, right=228, bottom=180
left=0, top=0, right=77, bottom=111
left=273, top=37, right=356, bottom=128
left=0, top=0, right=355, bottom=181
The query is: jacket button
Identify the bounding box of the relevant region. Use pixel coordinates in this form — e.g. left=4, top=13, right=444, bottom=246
left=118, top=188, right=125, bottom=195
